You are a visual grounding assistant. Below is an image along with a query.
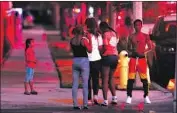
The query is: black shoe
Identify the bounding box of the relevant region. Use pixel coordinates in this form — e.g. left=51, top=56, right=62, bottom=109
left=111, top=101, right=118, bottom=105
left=93, top=99, right=99, bottom=105
left=24, top=91, right=30, bottom=95
left=73, top=106, right=81, bottom=110
left=31, top=90, right=38, bottom=95
left=83, top=106, right=88, bottom=109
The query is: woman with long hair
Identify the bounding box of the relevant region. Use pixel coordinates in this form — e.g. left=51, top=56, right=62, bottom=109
left=85, top=17, right=103, bottom=105
left=70, top=25, right=92, bottom=109
left=99, top=22, right=119, bottom=106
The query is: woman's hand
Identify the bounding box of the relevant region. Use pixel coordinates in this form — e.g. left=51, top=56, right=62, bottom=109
left=65, top=43, right=71, bottom=52
left=81, top=37, right=92, bottom=53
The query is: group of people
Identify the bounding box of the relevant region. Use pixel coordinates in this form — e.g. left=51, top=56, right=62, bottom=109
left=23, top=17, right=152, bottom=110
left=70, top=18, right=152, bottom=110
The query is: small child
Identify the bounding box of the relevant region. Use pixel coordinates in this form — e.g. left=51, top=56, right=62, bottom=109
left=24, top=38, right=38, bottom=95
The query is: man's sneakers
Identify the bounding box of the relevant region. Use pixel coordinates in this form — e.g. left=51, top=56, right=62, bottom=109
left=126, top=96, right=132, bottom=104
left=126, top=96, right=151, bottom=104
left=144, top=96, right=151, bottom=104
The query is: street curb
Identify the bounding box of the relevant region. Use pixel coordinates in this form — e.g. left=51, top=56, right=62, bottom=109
left=151, top=81, right=171, bottom=93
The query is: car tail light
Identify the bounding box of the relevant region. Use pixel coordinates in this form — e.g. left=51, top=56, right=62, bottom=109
left=161, top=47, right=175, bottom=52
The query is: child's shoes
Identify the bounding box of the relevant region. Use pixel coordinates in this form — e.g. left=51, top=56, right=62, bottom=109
left=31, top=90, right=38, bottom=95
left=24, top=91, right=30, bottom=95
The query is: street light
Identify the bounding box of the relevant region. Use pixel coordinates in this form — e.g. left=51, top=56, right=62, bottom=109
left=88, top=6, right=94, bottom=17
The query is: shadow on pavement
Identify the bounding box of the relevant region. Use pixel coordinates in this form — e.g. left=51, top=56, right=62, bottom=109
left=1, top=102, right=174, bottom=113
left=1, top=105, right=139, bottom=113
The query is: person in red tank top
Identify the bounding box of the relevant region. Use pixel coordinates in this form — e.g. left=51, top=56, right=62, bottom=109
left=24, top=38, right=38, bottom=95
left=99, top=22, right=119, bottom=106
left=102, top=31, right=118, bottom=56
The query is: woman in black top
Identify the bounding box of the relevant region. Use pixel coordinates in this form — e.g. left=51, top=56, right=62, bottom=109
left=70, top=26, right=92, bottom=109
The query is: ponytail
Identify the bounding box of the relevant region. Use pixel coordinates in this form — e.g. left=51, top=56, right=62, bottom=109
left=25, top=38, right=33, bottom=51
left=108, top=26, right=117, bottom=34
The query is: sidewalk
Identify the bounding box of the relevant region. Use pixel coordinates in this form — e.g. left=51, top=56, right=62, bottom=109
left=1, top=25, right=174, bottom=113
left=1, top=25, right=59, bottom=105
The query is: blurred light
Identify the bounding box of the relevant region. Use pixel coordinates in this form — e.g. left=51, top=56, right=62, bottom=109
left=73, top=8, right=80, bottom=13
left=89, top=6, right=94, bottom=14
left=12, top=8, right=23, bottom=15
left=167, top=1, right=176, bottom=4
left=9, top=1, right=13, bottom=9
left=98, top=20, right=101, bottom=26
left=97, top=8, right=101, bottom=15
left=47, top=9, right=52, bottom=15
left=106, top=18, right=109, bottom=23
left=118, top=16, right=121, bottom=20
left=170, top=13, right=177, bottom=15
left=170, top=10, right=175, bottom=13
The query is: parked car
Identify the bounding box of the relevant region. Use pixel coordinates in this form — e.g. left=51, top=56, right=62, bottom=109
left=150, top=13, right=176, bottom=88
left=22, top=11, right=34, bottom=28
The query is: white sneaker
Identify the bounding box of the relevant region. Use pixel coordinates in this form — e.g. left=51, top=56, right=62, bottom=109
left=111, top=97, right=118, bottom=104
left=101, top=100, right=108, bottom=106
left=126, top=96, right=132, bottom=104
left=144, top=96, right=151, bottom=104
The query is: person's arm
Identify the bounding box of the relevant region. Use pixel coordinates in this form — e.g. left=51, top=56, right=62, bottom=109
left=81, top=35, right=92, bottom=53
left=98, top=34, right=103, bottom=52
left=65, top=40, right=72, bottom=52
left=99, top=33, right=108, bottom=54
left=144, top=34, right=152, bottom=54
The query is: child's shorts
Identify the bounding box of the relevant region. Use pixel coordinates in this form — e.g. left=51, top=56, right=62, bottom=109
left=25, top=67, right=34, bottom=82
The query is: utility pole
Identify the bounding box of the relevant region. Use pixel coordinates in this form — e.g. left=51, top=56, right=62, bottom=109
left=51, top=2, right=60, bottom=29
left=107, top=2, right=116, bottom=30
left=0, top=2, right=5, bottom=66
left=174, top=31, right=177, bottom=113
left=133, top=1, right=142, bottom=21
